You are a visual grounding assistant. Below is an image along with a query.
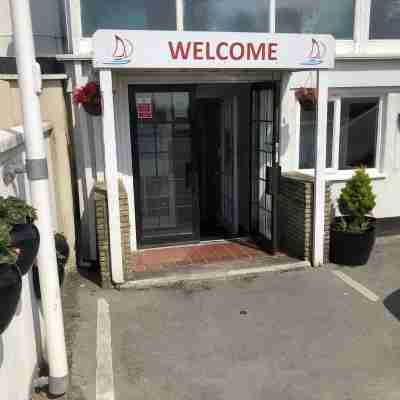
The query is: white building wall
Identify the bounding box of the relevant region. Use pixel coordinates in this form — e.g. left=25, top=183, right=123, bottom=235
left=281, top=62, right=400, bottom=219
left=0, top=126, right=60, bottom=400
left=0, top=135, right=40, bottom=400
left=0, top=0, right=65, bottom=56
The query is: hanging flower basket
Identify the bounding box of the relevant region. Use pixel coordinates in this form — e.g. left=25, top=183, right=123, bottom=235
left=295, top=87, right=318, bottom=110
left=73, top=81, right=102, bottom=116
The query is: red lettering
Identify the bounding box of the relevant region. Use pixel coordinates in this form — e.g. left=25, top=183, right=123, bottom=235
left=193, top=42, right=203, bottom=60
left=247, top=43, right=266, bottom=60
left=168, top=41, right=192, bottom=60
left=230, top=42, right=244, bottom=60
left=205, top=42, right=215, bottom=60
left=216, top=42, right=228, bottom=60
left=268, top=43, right=278, bottom=60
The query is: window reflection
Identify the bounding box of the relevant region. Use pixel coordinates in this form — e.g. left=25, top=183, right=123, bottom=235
left=339, top=98, right=379, bottom=169
left=81, top=0, right=176, bottom=36
left=370, top=0, right=400, bottom=39
left=276, top=0, right=354, bottom=39
left=184, top=0, right=270, bottom=32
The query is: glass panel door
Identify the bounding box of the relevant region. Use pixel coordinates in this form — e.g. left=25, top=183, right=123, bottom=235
left=250, top=83, right=280, bottom=253
left=129, top=87, right=199, bottom=246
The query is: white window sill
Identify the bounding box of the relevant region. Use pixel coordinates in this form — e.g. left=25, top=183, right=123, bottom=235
left=297, top=169, right=387, bottom=182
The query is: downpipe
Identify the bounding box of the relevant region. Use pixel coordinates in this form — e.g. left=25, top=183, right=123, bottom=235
left=9, top=0, right=69, bottom=395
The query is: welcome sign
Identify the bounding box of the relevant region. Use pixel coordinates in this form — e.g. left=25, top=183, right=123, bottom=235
left=93, top=30, right=335, bottom=70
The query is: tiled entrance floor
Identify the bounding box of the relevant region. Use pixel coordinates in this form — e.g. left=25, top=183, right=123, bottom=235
left=128, top=239, right=300, bottom=279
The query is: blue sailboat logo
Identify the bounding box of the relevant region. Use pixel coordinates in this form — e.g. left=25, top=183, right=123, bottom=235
left=301, top=39, right=327, bottom=66
left=104, top=35, right=133, bottom=65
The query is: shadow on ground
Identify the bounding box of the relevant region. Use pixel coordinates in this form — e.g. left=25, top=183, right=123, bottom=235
left=384, top=289, right=400, bottom=321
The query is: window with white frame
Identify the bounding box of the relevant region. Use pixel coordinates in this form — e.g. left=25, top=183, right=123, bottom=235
left=276, top=0, right=354, bottom=39
left=183, top=0, right=270, bottom=32
left=299, top=101, right=334, bottom=169
left=370, top=0, right=400, bottom=39
left=80, top=0, right=176, bottom=36
left=298, top=96, right=382, bottom=171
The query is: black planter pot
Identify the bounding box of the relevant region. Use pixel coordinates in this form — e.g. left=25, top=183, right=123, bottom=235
left=0, top=264, right=22, bottom=335
left=330, top=218, right=376, bottom=266
left=32, top=235, right=69, bottom=299
left=10, top=224, right=40, bottom=275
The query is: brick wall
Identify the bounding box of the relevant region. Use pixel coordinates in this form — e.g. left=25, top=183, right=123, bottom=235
left=94, top=180, right=132, bottom=287
left=278, top=172, right=331, bottom=264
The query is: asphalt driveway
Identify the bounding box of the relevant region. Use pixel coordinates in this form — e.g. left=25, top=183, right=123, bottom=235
left=65, top=237, right=400, bottom=400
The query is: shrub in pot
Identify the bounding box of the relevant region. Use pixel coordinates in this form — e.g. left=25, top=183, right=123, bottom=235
left=0, top=222, right=22, bottom=335
left=32, top=233, right=69, bottom=299
left=0, top=196, right=40, bottom=275
left=330, top=168, right=377, bottom=266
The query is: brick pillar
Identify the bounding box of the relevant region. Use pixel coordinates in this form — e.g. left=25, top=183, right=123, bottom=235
left=118, top=180, right=132, bottom=279
left=94, top=180, right=132, bottom=287
left=94, top=183, right=113, bottom=288
left=278, top=172, right=332, bottom=264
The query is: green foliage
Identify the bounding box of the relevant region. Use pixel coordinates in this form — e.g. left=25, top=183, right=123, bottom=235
left=0, top=221, right=17, bottom=265
left=337, top=168, right=376, bottom=232
left=0, top=196, right=37, bottom=225
left=0, top=197, right=37, bottom=267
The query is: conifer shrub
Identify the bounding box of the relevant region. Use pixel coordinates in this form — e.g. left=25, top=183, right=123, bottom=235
left=336, top=167, right=376, bottom=233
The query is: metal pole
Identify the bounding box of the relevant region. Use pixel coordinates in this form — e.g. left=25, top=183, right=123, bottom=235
left=9, top=0, right=68, bottom=395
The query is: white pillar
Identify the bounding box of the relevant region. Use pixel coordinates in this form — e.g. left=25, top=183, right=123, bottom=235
left=99, top=69, right=124, bottom=284
left=313, top=70, right=329, bottom=267
left=9, top=0, right=68, bottom=395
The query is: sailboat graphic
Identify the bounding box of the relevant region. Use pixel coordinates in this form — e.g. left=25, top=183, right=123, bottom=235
left=104, top=35, right=133, bottom=65
left=301, top=39, right=327, bottom=66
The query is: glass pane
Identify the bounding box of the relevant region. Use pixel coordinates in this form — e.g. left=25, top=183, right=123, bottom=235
left=259, top=90, right=274, bottom=121
left=370, top=0, right=400, bottom=39
left=81, top=0, right=176, bottom=36
left=339, top=98, right=379, bottom=170
left=173, top=93, right=190, bottom=121
left=184, top=0, right=270, bottom=32
left=153, top=93, right=173, bottom=121
left=276, top=0, right=354, bottom=39
left=299, top=101, right=334, bottom=169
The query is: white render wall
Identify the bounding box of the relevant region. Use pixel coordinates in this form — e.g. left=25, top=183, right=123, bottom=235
left=281, top=61, right=400, bottom=219
left=0, top=130, right=40, bottom=400
left=0, top=0, right=65, bottom=56
left=0, top=125, right=60, bottom=400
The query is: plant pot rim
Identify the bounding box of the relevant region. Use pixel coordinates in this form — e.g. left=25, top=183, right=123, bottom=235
left=331, top=216, right=376, bottom=235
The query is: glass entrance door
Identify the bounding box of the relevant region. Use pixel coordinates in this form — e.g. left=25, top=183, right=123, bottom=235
left=250, top=83, right=280, bottom=253
left=129, top=86, right=199, bottom=247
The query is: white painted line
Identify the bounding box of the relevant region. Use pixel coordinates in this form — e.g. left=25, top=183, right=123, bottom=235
left=120, top=261, right=310, bottom=290
left=96, top=298, right=115, bottom=400
left=332, top=270, right=380, bottom=302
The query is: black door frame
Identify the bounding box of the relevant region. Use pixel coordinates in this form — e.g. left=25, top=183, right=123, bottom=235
left=128, top=85, right=200, bottom=248
left=249, top=81, right=281, bottom=254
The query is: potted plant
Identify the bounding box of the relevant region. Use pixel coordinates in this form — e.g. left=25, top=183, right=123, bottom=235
left=295, top=87, right=318, bottom=110
left=0, top=221, right=22, bottom=335
left=32, top=233, right=69, bottom=299
left=0, top=196, right=40, bottom=275
left=73, top=81, right=102, bottom=116
left=330, top=168, right=377, bottom=266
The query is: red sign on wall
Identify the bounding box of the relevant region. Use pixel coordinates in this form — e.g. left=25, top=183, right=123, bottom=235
left=136, top=97, right=153, bottom=119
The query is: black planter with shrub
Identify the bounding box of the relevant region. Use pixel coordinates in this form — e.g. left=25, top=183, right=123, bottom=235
left=0, top=196, right=39, bottom=275
left=330, top=168, right=377, bottom=266
left=0, top=265, right=22, bottom=335
left=10, top=224, right=40, bottom=275
left=0, top=222, right=22, bottom=335
left=32, top=233, right=69, bottom=299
